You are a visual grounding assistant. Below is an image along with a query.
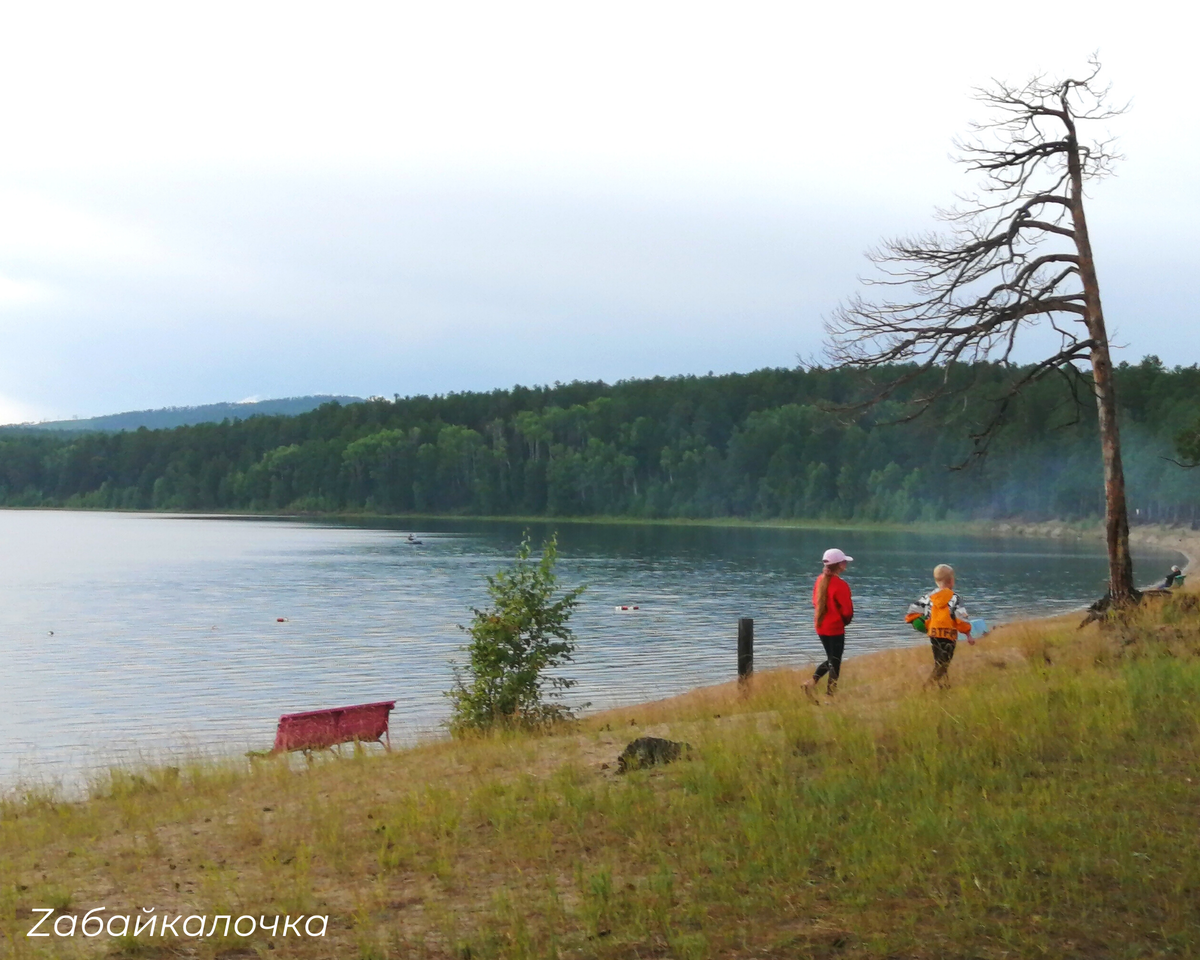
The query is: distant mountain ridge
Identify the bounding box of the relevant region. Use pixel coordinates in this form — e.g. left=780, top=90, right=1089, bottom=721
left=9, top=396, right=364, bottom=433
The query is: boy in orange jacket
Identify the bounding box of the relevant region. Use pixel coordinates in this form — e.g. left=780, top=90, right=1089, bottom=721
left=906, top=564, right=974, bottom=688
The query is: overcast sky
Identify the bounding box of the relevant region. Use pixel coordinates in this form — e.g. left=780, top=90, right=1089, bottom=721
left=1, top=1, right=1197, bottom=423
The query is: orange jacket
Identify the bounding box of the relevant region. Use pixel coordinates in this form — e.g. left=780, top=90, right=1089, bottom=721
left=905, top=587, right=971, bottom=640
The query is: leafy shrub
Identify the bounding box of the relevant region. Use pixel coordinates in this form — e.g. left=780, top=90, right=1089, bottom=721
left=447, top=533, right=585, bottom=734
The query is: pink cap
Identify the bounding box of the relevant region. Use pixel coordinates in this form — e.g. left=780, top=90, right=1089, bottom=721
left=822, top=548, right=853, bottom=564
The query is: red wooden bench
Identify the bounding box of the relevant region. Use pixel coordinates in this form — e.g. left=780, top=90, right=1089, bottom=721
left=271, top=700, right=396, bottom=754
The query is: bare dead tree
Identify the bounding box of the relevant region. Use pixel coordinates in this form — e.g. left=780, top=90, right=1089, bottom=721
left=827, top=59, right=1137, bottom=602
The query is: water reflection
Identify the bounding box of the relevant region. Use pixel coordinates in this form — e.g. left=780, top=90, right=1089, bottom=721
left=0, top=510, right=1181, bottom=787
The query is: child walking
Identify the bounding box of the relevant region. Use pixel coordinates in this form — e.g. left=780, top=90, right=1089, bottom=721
left=803, top=548, right=854, bottom=703
left=906, top=563, right=974, bottom=689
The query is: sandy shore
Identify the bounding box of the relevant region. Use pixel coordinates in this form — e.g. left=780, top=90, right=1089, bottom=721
left=1128, top=525, right=1200, bottom=571
left=979, top=520, right=1199, bottom=573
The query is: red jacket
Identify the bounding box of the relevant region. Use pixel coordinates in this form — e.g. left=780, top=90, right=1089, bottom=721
left=812, top=573, right=853, bottom=636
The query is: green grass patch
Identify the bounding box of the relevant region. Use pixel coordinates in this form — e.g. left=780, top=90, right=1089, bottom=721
left=2, top=607, right=1199, bottom=958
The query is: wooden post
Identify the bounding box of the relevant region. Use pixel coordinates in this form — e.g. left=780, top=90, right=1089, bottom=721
left=737, top=617, right=754, bottom=681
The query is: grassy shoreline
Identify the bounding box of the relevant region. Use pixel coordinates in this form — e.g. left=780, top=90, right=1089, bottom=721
left=4, top=502, right=1195, bottom=558
left=6, top=503, right=951, bottom=533
left=3, top=589, right=1200, bottom=958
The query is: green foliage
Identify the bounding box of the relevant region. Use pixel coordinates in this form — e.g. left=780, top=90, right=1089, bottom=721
left=1175, top=419, right=1200, bottom=467
left=1, top=357, right=1199, bottom=522
left=447, top=533, right=586, bottom=734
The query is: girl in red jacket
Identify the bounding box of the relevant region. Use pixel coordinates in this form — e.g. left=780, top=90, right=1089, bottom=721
left=803, top=548, right=854, bottom=702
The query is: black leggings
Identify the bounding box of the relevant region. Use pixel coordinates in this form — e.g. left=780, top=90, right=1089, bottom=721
left=813, top=633, right=845, bottom=687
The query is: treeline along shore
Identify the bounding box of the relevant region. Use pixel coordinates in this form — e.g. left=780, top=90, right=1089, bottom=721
left=2, top=357, right=1199, bottom=522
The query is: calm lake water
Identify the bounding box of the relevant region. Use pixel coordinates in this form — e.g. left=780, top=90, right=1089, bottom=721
left=0, top=510, right=1183, bottom=788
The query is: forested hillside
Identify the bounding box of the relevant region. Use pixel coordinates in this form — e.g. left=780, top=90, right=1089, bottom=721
left=7, top=395, right=362, bottom=433
left=1, top=358, right=1197, bottom=523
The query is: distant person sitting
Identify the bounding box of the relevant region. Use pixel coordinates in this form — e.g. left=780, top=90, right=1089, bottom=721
left=1156, top=565, right=1184, bottom=589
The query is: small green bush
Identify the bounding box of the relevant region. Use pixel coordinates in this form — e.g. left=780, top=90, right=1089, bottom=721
left=447, top=533, right=585, bottom=734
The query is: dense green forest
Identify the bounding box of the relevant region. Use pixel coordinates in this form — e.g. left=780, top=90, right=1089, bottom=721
left=1, top=358, right=1198, bottom=523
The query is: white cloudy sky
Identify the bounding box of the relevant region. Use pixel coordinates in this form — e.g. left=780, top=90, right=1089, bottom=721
left=1, top=0, right=1197, bottom=423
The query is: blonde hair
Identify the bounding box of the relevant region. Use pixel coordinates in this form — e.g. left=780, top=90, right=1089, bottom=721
left=933, top=563, right=954, bottom=586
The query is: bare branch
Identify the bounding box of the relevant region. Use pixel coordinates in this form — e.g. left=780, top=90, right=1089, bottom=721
left=826, top=61, right=1127, bottom=461
left=823, top=58, right=1136, bottom=599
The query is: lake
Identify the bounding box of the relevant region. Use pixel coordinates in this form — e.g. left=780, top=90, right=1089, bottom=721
left=0, top=510, right=1183, bottom=788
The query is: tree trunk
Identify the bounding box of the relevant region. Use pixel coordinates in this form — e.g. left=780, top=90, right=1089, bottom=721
left=1088, top=335, right=1135, bottom=600
left=1067, top=118, right=1136, bottom=601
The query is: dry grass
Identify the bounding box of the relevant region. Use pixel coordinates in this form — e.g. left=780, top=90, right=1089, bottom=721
left=3, top=595, right=1200, bottom=959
